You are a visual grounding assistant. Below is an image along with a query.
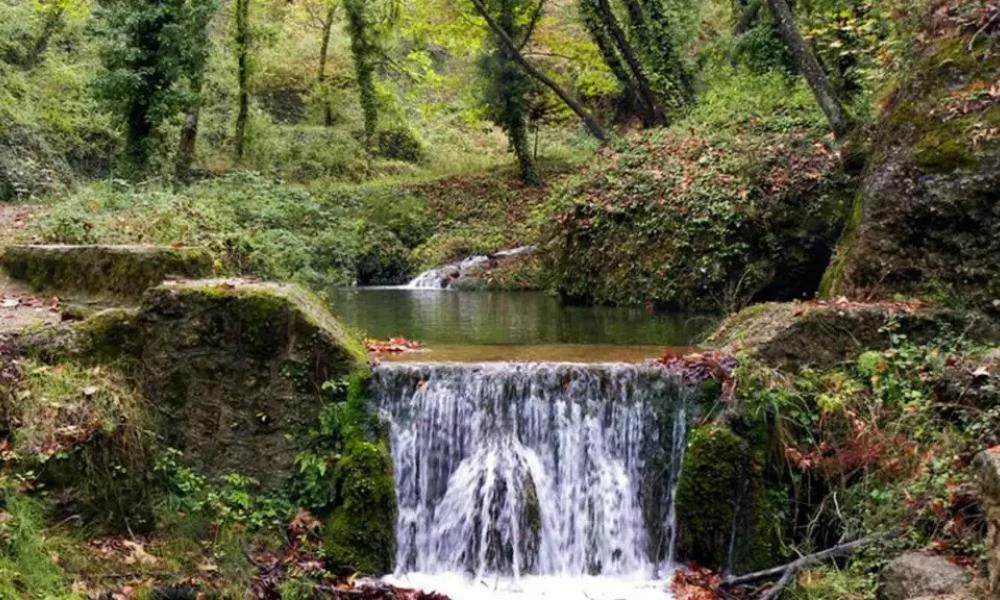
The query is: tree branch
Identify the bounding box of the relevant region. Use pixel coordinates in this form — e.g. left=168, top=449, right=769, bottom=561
left=766, top=0, right=855, bottom=140
left=721, top=534, right=884, bottom=589
left=468, top=0, right=608, bottom=142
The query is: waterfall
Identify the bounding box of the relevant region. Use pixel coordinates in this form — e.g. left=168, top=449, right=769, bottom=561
left=374, top=362, right=692, bottom=596
left=406, top=246, right=536, bottom=289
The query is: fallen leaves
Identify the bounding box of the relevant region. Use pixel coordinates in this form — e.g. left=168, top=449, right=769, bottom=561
left=672, top=565, right=723, bottom=600
left=655, top=351, right=738, bottom=401
left=248, top=510, right=451, bottom=600
left=366, top=337, right=425, bottom=355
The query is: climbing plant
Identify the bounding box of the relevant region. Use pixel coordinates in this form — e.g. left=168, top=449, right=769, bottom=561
left=344, top=0, right=401, bottom=155
left=476, top=0, right=545, bottom=185
left=93, top=0, right=217, bottom=175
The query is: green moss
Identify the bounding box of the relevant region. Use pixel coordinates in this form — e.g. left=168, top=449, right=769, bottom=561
left=818, top=191, right=863, bottom=298
left=675, top=424, right=747, bottom=569
left=323, top=439, right=397, bottom=575
left=73, top=308, right=139, bottom=361
left=675, top=423, right=781, bottom=572
left=912, top=117, right=980, bottom=172
left=0, top=245, right=214, bottom=299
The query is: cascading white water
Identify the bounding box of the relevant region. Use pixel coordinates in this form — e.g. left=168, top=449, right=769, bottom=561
left=374, top=362, right=691, bottom=599
left=406, top=246, right=536, bottom=289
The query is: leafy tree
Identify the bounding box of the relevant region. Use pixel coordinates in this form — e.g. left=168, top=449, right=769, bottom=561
left=477, top=0, right=544, bottom=184
left=578, top=0, right=693, bottom=126
left=344, top=0, right=400, bottom=155
left=469, top=0, right=608, bottom=142
left=94, top=0, right=218, bottom=175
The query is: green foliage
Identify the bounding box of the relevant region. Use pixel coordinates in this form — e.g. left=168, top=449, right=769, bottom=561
left=541, top=110, right=848, bottom=310
left=731, top=334, right=998, bottom=570
left=31, top=174, right=431, bottom=286
left=92, top=0, right=217, bottom=174
left=155, top=449, right=295, bottom=530
left=0, top=492, right=75, bottom=599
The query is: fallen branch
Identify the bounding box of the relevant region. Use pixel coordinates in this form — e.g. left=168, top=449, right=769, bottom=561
left=721, top=534, right=882, bottom=592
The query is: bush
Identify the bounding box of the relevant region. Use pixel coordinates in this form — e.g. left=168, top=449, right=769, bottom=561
left=541, top=96, right=851, bottom=311
left=376, top=125, right=424, bottom=163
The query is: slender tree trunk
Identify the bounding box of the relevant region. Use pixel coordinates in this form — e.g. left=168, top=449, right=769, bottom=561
left=580, top=0, right=648, bottom=125
left=592, top=0, right=666, bottom=126
left=234, top=0, right=251, bottom=161
left=766, top=0, right=854, bottom=139
left=470, top=0, right=608, bottom=142
left=174, top=78, right=204, bottom=184
left=318, top=3, right=336, bottom=127
left=25, top=5, right=64, bottom=69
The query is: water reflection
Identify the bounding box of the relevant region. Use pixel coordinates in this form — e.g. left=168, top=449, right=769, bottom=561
left=328, top=288, right=713, bottom=347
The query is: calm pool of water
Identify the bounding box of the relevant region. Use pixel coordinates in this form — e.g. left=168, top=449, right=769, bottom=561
left=328, top=289, right=714, bottom=360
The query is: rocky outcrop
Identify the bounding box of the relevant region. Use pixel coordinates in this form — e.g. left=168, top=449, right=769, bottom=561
left=0, top=244, right=214, bottom=298
left=823, top=38, right=1000, bottom=315
left=977, top=448, right=1000, bottom=600
left=709, top=301, right=1000, bottom=369
left=879, top=551, right=972, bottom=600
left=19, top=279, right=369, bottom=487
left=131, top=279, right=368, bottom=486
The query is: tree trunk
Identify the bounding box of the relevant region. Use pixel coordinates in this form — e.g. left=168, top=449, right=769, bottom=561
left=470, top=0, right=608, bottom=142
left=174, top=78, right=204, bottom=184
left=592, top=0, right=666, bottom=126
left=579, top=1, right=638, bottom=105
left=766, top=0, right=854, bottom=139
left=234, top=0, right=251, bottom=162
left=318, top=3, right=336, bottom=127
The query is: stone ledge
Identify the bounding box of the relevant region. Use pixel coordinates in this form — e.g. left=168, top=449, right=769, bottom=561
left=0, top=244, right=214, bottom=298
left=709, top=301, right=1000, bottom=369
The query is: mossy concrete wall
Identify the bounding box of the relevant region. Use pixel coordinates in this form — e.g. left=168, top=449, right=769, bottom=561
left=674, top=423, right=781, bottom=574
left=823, top=38, right=1000, bottom=314
left=0, top=244, right=213, bottom=298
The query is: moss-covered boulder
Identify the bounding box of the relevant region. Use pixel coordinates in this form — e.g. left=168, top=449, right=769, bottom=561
left=710, top=301, right=1000, bottom=369
left=823, top=37, right=1000, bottom=314
left=674, top=423, right=780, bottom=573
left=541, top=125, right=852, bottom=309
left=0, top=244, right=214, bottom=298
left=131, top=279, right=368, bottom=487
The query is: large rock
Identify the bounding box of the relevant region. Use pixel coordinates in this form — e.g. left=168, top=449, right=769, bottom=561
left=823, top=37, right=1000, bottom=315
left=879, top=552, right=972, bottom=600
left=977, top=448, right=1000, bottom=600
left=132, top=279, right=368, bottom=486
left=709, top=301, right=999, bottom=369
left=0, top=244, right=214, bottom=298
left=21, top=279, right=370, bottom=487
